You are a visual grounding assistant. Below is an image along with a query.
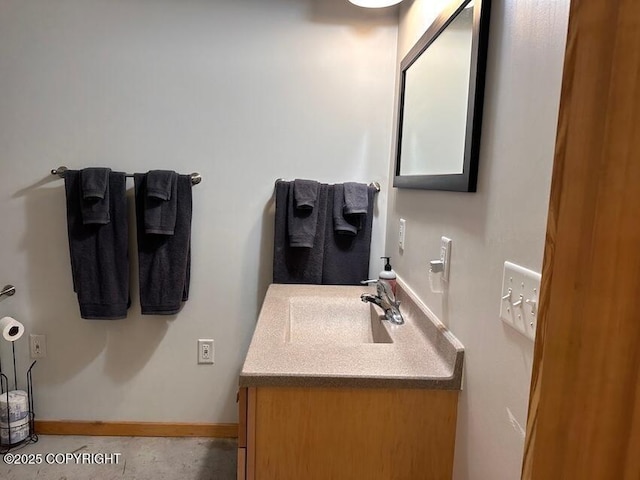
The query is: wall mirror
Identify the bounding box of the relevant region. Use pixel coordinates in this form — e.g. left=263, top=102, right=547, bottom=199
left=393, top=0, right=491, bottom=191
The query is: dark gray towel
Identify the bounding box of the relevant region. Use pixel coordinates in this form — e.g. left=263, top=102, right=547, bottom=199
left=293, top=179, right=319, bottom=210
left=343, top=182, right=369, bottom=215
left=135, top=173, right=192, bottom=315
left=288, top=182, right=319, bottom=248
left=273, top=180, right=328, bottom=284
left=322, top=184, right=374, bottom=285
left=333, top=184, right=358, bottom=236
left=64, top=170, right=129, bottom=319
left=144, top=170, right=178, bottom=235
left=147, top=170, right=175, bottom=200
left=80, top=168, right=111, bottom=225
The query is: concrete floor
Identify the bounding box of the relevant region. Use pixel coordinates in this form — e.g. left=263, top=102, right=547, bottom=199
left=0, top=435, right=237, bottom=480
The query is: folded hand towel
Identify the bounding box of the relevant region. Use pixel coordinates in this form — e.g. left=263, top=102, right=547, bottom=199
left=293, top=179, right=319, bottom=210
left=144, top=170, right=178, bottom=235
left=343, top=182, right=369, bottom=215
left=80, top=168, right=111, bottom=225
left=288, top=182, right=319, bottom=248
left=81, top=168, right=110, bottom=198
left=333, top=184, right=358, bottom=236
left=147, top=169, right=175, bottom=200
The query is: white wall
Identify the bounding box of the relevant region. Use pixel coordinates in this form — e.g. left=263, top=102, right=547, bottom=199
left=387, top=0, right=569, bottom=478
left=0, top=0, right=397, bottom=423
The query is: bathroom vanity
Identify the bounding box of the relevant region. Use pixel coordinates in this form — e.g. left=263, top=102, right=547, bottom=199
left=237, top=283, right=464, bottom=480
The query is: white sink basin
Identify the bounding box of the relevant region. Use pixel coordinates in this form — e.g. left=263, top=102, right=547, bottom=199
left=286, top=296, right=392, bottom=345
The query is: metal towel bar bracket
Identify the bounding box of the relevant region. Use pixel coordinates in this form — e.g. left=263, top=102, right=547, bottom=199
left=51, top=166, right=202, bottom=186
left=0, top=285, right=16, bottom=299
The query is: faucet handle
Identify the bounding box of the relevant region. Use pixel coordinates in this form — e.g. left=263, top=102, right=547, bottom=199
left=361, top=279, right=398, bottom=306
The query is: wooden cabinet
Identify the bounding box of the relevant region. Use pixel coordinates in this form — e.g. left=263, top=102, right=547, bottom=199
left=237, top=386, right=459, bottom=480
left=237, top=387, right=248, bottom=480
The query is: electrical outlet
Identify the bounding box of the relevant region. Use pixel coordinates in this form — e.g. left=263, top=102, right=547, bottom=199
left=30, top=334, right=46, bottom=359
left=399, top=219, right=406, bottom=251
left=198, top=339, right=214, bottom=364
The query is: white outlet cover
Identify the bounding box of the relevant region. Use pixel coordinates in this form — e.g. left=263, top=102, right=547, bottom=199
left=198, top=339, right=214, bottom=365
left=399, top=218, right=406, bottom=251
left=500, top=262, right=541, bottom=341
left=30, top=334, right=47, bottom=359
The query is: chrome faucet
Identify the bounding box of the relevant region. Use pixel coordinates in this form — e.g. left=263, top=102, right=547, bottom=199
left=360, top=279, right=404, bottom=325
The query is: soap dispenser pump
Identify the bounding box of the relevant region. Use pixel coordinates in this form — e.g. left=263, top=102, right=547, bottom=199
left=379, top=256, right=397, bottom=296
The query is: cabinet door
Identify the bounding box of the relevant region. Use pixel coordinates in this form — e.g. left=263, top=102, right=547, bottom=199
left=253, top=387, right=458, bottom=480
left=238, top=387, right=256, bottom=480
left=238, top=388, right=247, bottom=448
left=237, top=448, right=246, bottom=480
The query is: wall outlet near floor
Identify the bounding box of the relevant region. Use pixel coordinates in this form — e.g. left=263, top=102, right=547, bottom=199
left=30, top=334, right=47, bottom=359
left=198, top=339, right=214, bottom=364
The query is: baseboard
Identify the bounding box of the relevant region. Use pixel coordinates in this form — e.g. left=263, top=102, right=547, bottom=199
left=34, top=420, right=238, bottom=438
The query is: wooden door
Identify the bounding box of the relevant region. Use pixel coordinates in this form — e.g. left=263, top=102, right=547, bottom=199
left=523, top=0, right=640, bottom=478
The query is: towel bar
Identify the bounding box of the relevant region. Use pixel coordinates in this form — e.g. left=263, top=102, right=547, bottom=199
left=51, top=166, right=202, bottom=186
left=275, top=178, right=381, bottom=192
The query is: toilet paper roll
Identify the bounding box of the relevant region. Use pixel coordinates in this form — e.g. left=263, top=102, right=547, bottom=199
left=0, top=390, right=29, bottom=424
left=0, top=415, right=30, bottom=445
left=0, top=317, right=25, bottom=342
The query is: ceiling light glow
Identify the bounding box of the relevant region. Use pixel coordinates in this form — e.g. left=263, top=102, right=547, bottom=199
left=348, top=0, right=403, bottom=8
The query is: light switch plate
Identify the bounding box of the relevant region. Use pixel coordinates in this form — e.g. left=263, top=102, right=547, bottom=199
left=440, top=237, right=452, bottom=282
left=399, top=219, right=406, bottom=251
left=500, top=262, right=541, bottom=341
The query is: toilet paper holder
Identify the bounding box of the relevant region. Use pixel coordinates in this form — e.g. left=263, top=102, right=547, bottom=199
left=0, top=285, right=16, bottom=300
left=0, top=284, right=38, bottom=451
left=0, top=360, right=37, bottom=452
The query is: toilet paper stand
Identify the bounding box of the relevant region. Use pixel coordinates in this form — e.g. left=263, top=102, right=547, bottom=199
left=0, top=284, right=37, bottom=452
left=0, top=350, right=38, bottom=452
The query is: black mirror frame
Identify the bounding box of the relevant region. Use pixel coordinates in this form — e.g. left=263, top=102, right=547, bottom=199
left=393, top=0, right=491, bottom=192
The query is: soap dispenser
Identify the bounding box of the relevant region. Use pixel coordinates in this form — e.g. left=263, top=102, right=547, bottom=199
left=379, top=256, right=397, bottom=296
